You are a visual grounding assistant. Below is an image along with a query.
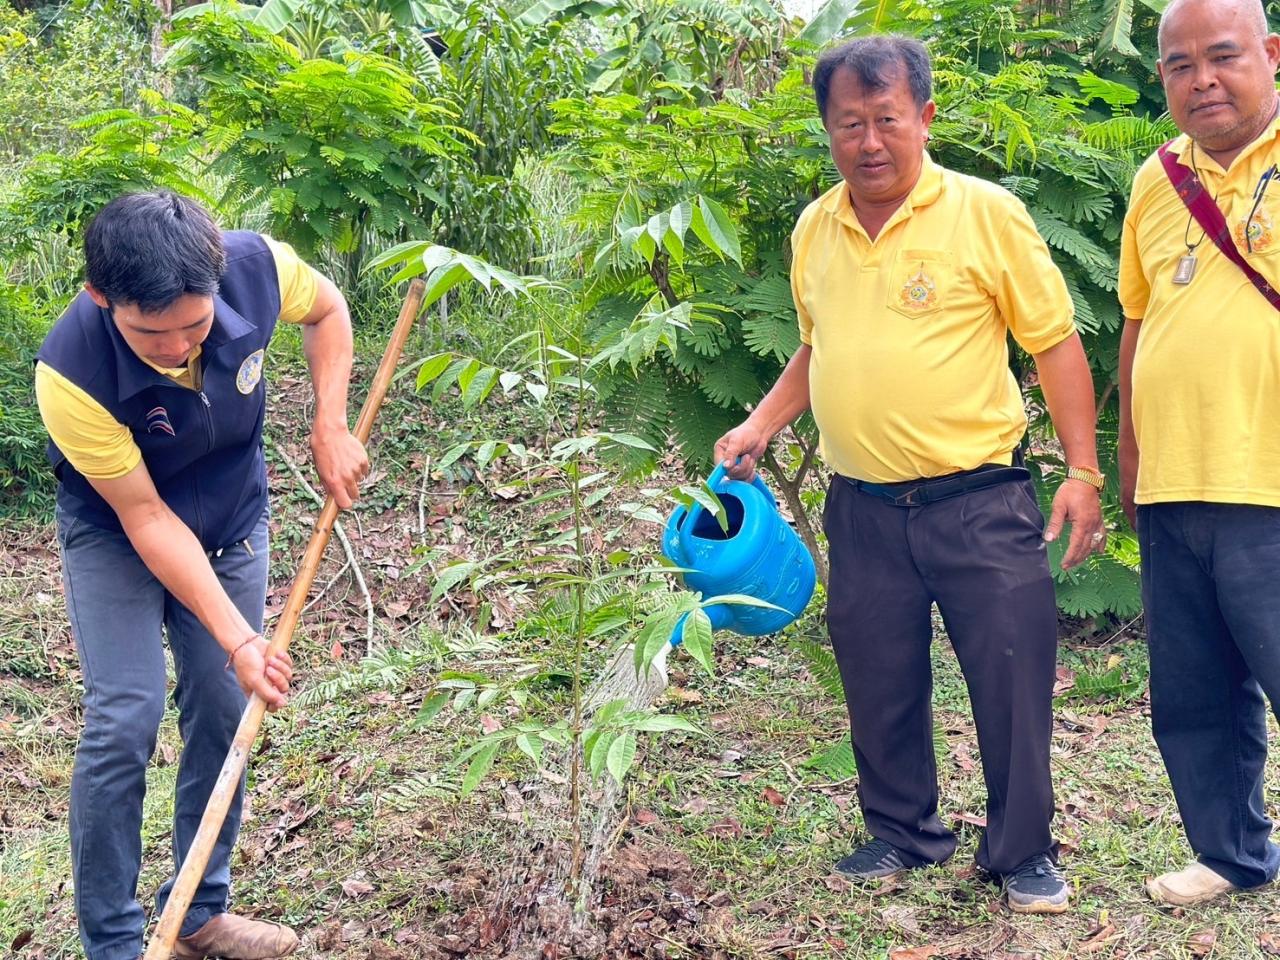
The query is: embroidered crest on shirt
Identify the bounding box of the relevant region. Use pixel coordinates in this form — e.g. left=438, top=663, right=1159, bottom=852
left=1236, top=204, right=1275, bottom=253
left=146, top=406, right=175, bottom=437
left=236, top=349, right=264, bottom=395
left=899, top=267, right=939, bottom=312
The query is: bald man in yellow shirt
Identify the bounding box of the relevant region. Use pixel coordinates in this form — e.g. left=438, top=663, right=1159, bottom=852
left=716, top=36, right=1104, bottom=913
left=1119, top=0, right=1280, bottom=907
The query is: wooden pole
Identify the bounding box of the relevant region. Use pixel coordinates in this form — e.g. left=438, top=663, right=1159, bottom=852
left=143, top=278, right=426, bottom=960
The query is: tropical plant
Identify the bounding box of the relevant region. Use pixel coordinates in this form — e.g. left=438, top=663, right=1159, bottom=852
left=167, top=9, right=470, bottom=278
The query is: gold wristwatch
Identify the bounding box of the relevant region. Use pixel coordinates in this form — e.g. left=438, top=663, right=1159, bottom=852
left=1066, top=465, right=1105, bottom=491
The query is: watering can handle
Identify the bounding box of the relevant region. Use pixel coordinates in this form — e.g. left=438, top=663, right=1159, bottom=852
left=706, top=460, right=776, bottom=506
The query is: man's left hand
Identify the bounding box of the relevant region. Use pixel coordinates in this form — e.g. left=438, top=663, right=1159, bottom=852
left=310, top=424, right=368, bottom=510
left=1044, top=479, right=1105, bottom=570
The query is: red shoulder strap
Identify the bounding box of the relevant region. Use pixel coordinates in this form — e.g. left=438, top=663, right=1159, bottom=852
left=1158, top=140, right=1280, bottom=312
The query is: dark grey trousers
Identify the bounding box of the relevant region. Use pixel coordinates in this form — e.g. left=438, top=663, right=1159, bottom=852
left=57, top=509, right=268, bottom=960
left=1139, top=502, right=1280, bottom=889
left=823, top=475, right=1059, bottom=874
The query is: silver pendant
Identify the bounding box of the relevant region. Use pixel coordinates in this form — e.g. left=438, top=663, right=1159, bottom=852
left=1173, top=254, right=1198, bottom=285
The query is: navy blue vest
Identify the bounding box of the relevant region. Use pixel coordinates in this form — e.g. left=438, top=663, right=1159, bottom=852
left=38, top=232, right=281, bottom=551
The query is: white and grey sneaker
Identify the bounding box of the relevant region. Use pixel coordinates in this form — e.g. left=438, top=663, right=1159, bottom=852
left=833, top=838, right=911, bottom=880
left=1002, top=852, right=1070, bottom=914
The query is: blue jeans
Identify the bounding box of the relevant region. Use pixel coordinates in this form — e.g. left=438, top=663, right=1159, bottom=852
left=1139, top=502, right=1280, bottom=889
left=57, top=509, right=268, bottom=960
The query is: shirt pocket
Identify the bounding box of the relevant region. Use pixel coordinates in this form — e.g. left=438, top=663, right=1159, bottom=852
left=1234, top=197, right=1280, bottom=258
left=886, top=249, right=954, bottom=320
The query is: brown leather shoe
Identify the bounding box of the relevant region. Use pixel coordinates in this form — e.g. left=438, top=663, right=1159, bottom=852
left=172, top=913, right=299, bottom=960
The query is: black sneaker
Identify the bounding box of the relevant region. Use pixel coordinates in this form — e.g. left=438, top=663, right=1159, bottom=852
left=833, top=838, right=911, bottom=880
left=1001, top=852, right=1070, bottom=914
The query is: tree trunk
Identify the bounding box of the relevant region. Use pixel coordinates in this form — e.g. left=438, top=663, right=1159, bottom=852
left=762, top=446, right=828, bottom=592
left=151, top=0, right=173, bottom=94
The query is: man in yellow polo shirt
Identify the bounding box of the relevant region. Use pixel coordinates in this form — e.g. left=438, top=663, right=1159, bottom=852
left=34, top=191, right=366, bottom=960
left=715, top=36, right=1104, bottom=913
left=1119, top=0, right=1280, bottom=907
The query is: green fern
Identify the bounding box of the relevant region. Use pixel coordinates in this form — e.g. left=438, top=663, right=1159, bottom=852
left=793, top=636, right=845, bottom=701
left=805, top=737, right=856, bottom=780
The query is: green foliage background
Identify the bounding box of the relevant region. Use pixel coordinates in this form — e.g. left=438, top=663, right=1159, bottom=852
left=0, top=0, right=1212, bottom=615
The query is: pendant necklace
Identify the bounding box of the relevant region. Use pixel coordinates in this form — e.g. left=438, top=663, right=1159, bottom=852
left=1175, top=143, right=1209, bottom=285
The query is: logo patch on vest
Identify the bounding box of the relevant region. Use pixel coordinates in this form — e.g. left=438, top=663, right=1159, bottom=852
left=236, top=349, right=264, bottom=395
left=146, top=406, right=175, bottom=437
left=898, top=268, right=939, bottom=312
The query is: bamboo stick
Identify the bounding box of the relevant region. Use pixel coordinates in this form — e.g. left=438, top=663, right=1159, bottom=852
left=143, top=278, right=426, bottom=960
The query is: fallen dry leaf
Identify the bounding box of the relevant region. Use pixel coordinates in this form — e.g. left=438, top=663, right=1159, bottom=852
left=761, top=786, right=786, bottom=808
left=10, top=930, right=34, bottom=952
left=1053, top=665, right=1076, bottom=696
left=383, top=600, right=411, bottom=619
left=706, top=817, right=744, bottom=839
left=680, top=796, right=710, bottom=815
left=888, top=946, right=939, bottom=960
left=1188, top=929, right=1217, bottom=957
left=341, top=878, right=375, bottom=898
left=1260, top=932, right=1280, bottom=956
left=329, top=638, right=344, bottom=661
left=880, top=904, right=922, bottom=936
left=479, top=714, right=502, bottom=735
left=341, top=919, right=369, bottom=942
left=821, top=875, right=850, bottom=893
left=1079, top=921, right=1119, bottom=954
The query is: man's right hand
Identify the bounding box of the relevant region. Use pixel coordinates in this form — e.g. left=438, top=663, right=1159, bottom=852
left=714, top=420, right=771, bottom=481
left=230, top=635, right=293, bottom=711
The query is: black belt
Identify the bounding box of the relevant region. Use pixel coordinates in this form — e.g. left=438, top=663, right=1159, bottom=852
left=845, top=464, right=1030, bottom=507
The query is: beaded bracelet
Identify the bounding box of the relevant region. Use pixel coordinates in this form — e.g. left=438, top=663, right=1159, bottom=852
left=224, top=634, right=262, bottom=670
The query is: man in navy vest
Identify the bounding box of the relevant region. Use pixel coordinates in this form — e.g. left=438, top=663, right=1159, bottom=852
left=34, top=192, right=367, bottom=960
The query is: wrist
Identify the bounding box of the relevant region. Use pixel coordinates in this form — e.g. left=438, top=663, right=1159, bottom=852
left=1065, top=464, right=1104, bottom=491
left=311, top=418, right=349, bottom=439
left=744, top=410, right=780, bottom=443
left=224, top=633, right=262, bottom=670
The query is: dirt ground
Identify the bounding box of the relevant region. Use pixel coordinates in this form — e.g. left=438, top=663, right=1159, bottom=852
left=5, top=375, right=1280, bottom=960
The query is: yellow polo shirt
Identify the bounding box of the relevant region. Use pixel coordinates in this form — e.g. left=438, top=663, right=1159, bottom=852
left=793, top=153, right=1077, bottom=482
left=1119, top=117, right=1280, bottom=507
left=34, top=236, right=321, bottom=480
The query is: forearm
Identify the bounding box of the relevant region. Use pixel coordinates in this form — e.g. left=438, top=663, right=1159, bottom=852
left=1032, top=333, right=1099, bottom=469
left=120, top=505, right=256, bottom=653
left=1117, top=319, right=1141, bottom=469
left=746, top=344, right=813, bottom=438
left=301, top=282, right=355, bottom=434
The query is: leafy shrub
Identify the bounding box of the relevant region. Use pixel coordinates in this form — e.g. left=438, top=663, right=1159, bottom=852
left=0, top=1, right=156, bottom=163
left=167, top=9, right=470, bottom=275
left=0, top=282, right=53, bottom=519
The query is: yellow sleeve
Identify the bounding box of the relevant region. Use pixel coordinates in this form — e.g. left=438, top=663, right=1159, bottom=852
left=993, top=198, right=1078, bottom=354
left=35, top=362, right=142, bottom=480
left=262, top=235, right=321, bottom=324
left=1118, top=193, right=1149, bottom=323
left=791, top=213, right=814, bottom=346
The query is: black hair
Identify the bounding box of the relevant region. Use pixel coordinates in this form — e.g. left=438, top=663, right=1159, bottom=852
left=813, top=35, right=933, bottom=120
left=83, top=191, right=226, bottom=312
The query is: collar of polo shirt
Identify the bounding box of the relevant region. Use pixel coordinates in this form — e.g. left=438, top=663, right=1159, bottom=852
left=820, top=151, right=946, bottom=239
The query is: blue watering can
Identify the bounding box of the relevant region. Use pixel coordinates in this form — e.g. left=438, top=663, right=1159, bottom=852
left=662, top=463, right=817, bottom=646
